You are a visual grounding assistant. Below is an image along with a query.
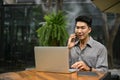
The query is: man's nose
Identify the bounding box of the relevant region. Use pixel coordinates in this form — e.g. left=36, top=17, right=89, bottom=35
left=77, top=29, right=82, bottom=33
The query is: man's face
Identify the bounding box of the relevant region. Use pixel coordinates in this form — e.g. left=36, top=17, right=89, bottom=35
left=75, top=21, right=91, bottom=40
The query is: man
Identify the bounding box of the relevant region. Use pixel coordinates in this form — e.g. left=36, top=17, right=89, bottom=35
left=68, top=15, right=108, bottom=72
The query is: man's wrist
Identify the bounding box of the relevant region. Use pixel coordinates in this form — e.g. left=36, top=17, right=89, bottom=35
left=89, top=67, right=92, bottom=71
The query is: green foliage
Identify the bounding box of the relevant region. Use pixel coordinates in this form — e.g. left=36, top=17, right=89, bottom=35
left=36, top=11, right=69, bottom=46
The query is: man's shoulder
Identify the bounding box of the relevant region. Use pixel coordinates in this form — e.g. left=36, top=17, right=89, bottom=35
left=92, top=39, right=106, bottom=49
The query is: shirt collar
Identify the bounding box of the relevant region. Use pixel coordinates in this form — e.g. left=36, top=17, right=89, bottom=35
left=75, top=36, right=94, bottom=48
left=87, top=36, right=94, bottom=48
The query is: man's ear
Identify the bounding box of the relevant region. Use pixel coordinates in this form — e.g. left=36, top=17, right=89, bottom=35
left=88, top=27, right=92, bottom=33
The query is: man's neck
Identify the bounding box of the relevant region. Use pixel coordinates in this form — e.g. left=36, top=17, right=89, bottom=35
left=79, top=36, right=90, bottom=50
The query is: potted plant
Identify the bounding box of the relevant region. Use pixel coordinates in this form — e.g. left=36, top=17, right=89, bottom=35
left=36, top=11, right=69, bottom=46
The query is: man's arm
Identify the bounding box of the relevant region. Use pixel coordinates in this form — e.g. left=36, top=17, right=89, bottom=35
left=94, top=46, right=108, bottom=72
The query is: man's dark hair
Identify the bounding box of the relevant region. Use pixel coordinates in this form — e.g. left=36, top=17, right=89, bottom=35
left=75, top=15, right=92, bottom=27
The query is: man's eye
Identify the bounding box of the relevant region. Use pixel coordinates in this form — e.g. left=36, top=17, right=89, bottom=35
left=76, top=27, right=80, bottom=29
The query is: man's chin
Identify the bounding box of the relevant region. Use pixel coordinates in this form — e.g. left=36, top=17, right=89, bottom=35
left=79, top=37, right=85, bottom=40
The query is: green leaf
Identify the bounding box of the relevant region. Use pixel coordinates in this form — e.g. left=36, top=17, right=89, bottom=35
left=36, top=11, right=69, bottom=46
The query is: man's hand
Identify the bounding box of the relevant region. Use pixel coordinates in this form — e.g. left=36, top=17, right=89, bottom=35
left=67, top=34, right=76, bottom=49
left=71, top=61, right=91, bottom=71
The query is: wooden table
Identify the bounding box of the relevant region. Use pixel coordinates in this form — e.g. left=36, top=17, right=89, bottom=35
left=0, top=70, right=105, bottom=80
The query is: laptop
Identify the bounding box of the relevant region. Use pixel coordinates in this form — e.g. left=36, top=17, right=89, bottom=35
left=34, top=46, right=77, bottom=73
